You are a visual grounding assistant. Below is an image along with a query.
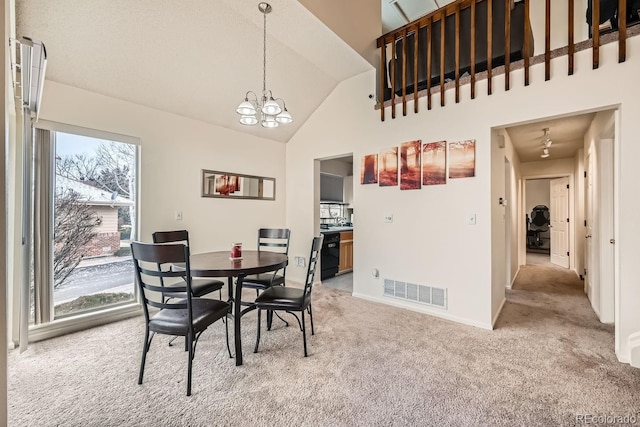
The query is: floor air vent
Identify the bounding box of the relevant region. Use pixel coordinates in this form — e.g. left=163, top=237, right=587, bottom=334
left=383, top=279, right=447, bottom=309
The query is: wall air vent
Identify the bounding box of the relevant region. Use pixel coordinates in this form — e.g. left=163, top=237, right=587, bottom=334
left=383, top=279, right=447, bottom=309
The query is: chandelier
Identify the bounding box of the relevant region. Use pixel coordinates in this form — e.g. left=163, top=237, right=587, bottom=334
left=236, top=2, right=292, bottom=128
left=540, top=128, right=552, bottom=158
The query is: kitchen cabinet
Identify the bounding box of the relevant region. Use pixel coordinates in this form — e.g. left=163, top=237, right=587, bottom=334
left=343, top=175, right=353, bottom=207
left=338, top=231, right=353, bottom=272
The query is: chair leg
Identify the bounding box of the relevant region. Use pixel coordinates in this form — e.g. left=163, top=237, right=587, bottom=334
left=225, top=313, right=233, bottom=358
left=267, top=310, right=273, bottom=331
left=254, top=309, right=262, bottom=353
left=273, top=311, right=290, bottom=327
left=308, top=304, right=315, bottom=336
left=138, top=327, right=151, bottom=385
left=302, top=310, right=308, bottom=357
left=187, top=331, right=194, bottom=396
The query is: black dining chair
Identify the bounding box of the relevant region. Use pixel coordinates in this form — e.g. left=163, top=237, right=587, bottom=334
left=242, top=228, right=291, bottom=291
left=131, top=241, right=232, bottom=396
left=152, top=230, right=225, bottom=299
left=241, top=228, right=291, bottom=329
left=253, top=235, right=323, bottom=357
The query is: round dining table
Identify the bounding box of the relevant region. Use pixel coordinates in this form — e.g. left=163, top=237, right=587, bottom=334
left=185, top=250, right=288, bottom=366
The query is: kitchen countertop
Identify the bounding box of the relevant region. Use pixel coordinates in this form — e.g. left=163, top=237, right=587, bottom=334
left=320, top=227, right=353, bottom=234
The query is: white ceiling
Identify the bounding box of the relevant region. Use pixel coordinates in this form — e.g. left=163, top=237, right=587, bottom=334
left=15, top=0, right=372, bottom=143
left=504, top=113, right=596, bottom=163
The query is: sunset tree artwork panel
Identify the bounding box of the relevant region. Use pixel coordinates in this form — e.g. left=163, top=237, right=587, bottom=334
left=422, top=141, right=447, bottom=185
left=400, top=140, right=422, bottom=190
left=449, top=140, right=476, bottom=179
left=360, top=154, right=378, bottom=184
left=379, top=147, right=398, bottom=187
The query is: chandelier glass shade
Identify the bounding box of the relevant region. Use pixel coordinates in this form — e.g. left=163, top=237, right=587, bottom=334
left=236, top=3, right=293, bottom=128
left=540, top=128, right=552, bottom=158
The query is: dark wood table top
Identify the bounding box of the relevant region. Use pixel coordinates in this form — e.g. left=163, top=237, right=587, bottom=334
left=184, top=250, right=288, bottom=277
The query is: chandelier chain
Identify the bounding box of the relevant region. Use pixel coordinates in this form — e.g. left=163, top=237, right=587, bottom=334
left=262, top=7, right=267, bottom=94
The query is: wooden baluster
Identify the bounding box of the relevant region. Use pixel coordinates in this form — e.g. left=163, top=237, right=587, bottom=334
left=427, top=17, right=433, bottom=111
left=414, top=25, right=419, bottom=113
left=440, top=10, right=446, bottom=107
left=545, top=0, right=551, bottom=80
left=568, top=0, right=575, bottom=75
left=593, top=0, right=600, bottom=69
left=470, top=0, right=476, bottom=99
left=619, top=0, right=627, bottom=63
left=391, top=37, right=396, bottom=119
left=402, top=29, right=407, bottom=116
left=455, top=4, right=461, bottom=103
left=524, top=0, right=530, bottom=85
left=487, top=0, right=493, bottom=95
left=504, top=0, right=511, bottom=91
left=379, top=43, right=386, bottom=121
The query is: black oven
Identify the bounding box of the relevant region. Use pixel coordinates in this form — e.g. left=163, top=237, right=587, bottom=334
left=321, top=232, right=340, bottom=280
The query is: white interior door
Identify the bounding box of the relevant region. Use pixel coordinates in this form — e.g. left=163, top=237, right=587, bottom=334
left=550, top=177, right=570, bottom=268
left=585, top=153, right=594, bottom=300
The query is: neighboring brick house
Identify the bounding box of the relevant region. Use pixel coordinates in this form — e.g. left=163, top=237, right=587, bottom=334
left=56, top=175, right=134, bottom=257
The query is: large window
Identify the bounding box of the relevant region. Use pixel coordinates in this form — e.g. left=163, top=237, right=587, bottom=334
left=27, top=123, right=139, bottom=330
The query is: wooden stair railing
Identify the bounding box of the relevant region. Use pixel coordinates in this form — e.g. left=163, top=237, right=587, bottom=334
left=376, top=0, right=631, bottom=121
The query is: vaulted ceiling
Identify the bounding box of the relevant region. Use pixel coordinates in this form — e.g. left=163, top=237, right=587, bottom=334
left=15, top=0, right=374, bottom=143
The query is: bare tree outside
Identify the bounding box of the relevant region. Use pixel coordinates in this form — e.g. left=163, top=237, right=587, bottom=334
left=53, top=189, right=99, bottom=288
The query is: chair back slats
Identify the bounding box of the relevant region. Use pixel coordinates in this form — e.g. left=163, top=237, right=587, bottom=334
left=132, top=241, right=187, bottom=264
left=257, top=228, right=291, bottom=254
left=152, top=230, right=190, bottom=245
left=131, top=241, right=194, bottom=318
left=303, top=236, right=324, bottom=298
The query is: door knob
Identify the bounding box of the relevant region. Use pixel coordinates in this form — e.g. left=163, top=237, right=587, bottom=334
left=585, top=234, right=592, bottom=238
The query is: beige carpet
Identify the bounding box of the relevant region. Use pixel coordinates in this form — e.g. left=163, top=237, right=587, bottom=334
left=8, top=268, right=640, bottom=426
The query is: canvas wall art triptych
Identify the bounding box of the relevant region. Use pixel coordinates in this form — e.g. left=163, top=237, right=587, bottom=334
left=360, top=140, right=476, bottom=189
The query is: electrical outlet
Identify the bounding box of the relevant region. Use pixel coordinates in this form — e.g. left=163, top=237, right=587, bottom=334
left=384, top=214, right=393, bottom=223
left=295, top=256, right=305, bottom=267
left=175, top=211, right=183, bottom=221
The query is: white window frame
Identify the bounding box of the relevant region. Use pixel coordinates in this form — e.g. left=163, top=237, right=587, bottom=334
left=20, top=120, right=143, bottom=343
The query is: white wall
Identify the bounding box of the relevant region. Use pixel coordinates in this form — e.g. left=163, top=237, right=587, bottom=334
left=526, top=179, right=551, bottom=214
left=1, top=0, right=8, bottom=421
left=491, top=130, right=506, bottom=324
left=501, top=130, right=522, bottom=285
left=287, top=35, right=640, bottom=360
left=529, top=0, right=589, bottom=55
left=37, top=81, right=287, bottom=255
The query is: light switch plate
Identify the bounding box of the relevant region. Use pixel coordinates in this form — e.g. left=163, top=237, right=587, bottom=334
left=175, top=211, right=183, bottom=221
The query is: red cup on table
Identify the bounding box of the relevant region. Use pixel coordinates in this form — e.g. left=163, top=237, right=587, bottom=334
left=230, top=242, right=242, bottom=260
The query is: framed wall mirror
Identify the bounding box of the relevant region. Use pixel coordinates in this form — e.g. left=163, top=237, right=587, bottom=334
left=201, top=169, right=276, bottom=200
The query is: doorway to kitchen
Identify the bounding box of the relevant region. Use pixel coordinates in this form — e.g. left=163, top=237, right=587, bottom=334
left=318, top=155, right=354, bottom=293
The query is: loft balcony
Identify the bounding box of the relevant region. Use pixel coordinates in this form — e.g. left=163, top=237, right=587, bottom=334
left=375, top=0, right=640, bottom=120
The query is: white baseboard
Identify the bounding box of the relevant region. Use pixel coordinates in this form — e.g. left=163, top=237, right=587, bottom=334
left=492, top=297, right=506, bottom=329
left=352, top=292, right=493, bottom=330
left=626, top=332, right=640, bottom=367
left=507, top=266, right=521, bottom=290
